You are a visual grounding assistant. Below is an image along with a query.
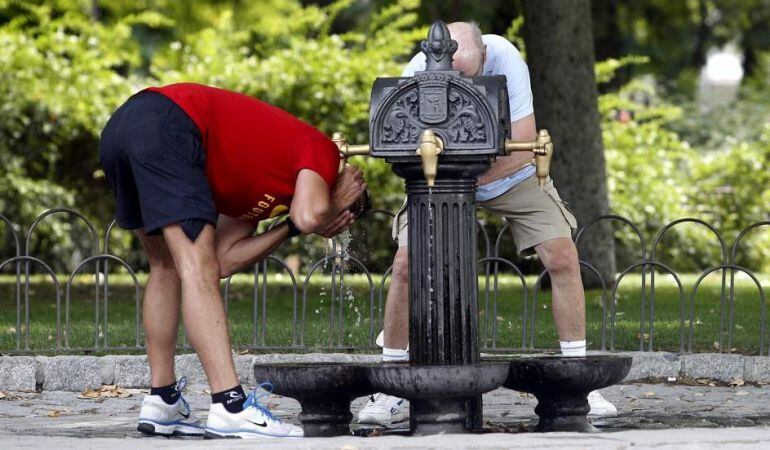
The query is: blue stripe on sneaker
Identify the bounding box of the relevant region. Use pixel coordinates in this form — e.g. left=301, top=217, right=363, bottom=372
left=204, top=426, right=300, bottom=438
left=138, top=418, right=202, bottom=428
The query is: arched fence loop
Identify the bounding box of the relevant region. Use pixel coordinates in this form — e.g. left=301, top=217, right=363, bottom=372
left=26, top=208, right=103, bottom=351
left=574, top=214, right=648, bottom=351
left=300, top=253, right=376, bottom=349
left=0, top=213, right=22, bottom=350
left=0, top=256, right=61, bottom=351
left=223, top=256, right=300, bottom=349
left=478, top=257, right=528, bottom=350
left=690, top=264, right=767, bottom=356
left=1, top=210, right=769, bottom=355
left=65, top=254, right=142, bottom=350
left=650, top=218, right=729, bottom=352
left=728, top=222, right=770, bottom=353
left=612, top=261, right=685, bottom=352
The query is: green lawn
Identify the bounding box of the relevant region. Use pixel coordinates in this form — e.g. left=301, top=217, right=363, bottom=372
left=0, top=271, right=767, bottom=355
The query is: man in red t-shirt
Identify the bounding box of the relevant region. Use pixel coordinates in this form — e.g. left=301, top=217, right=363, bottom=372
left=100, top=83, right=366, bottom=439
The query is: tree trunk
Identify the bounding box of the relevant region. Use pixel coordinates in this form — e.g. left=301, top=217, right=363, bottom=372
left=521, top=0, right=616, bottom=286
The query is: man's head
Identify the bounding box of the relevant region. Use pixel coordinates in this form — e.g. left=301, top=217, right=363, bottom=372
left=447, top=21, right=486, bottom=77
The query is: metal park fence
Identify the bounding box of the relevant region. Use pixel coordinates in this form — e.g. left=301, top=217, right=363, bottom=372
left=0, top=208, right=768, bottom=355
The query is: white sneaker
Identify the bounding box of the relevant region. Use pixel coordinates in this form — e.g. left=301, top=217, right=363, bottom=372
left=357, top=393, right=409, bottom=425
left=137, top=377, right=204, bottom=436
left=587, top=390, right=617, bottom=417
left=205, top=387, right=303, bottom=439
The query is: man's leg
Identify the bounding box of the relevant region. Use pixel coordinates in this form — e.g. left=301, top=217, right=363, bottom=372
left=136, top=230, right=181, bottom=388
left=161, top=223, right=239, bottom=393
left=536, top=237, right=616, bottom=415
left=383, top=247, right=409, bottom=351
left=481, top=175, right=617, bottom=416
left=135, top=229, right=207, bottom=436
left=358, top=212, right=410, bottom=425
left=533, top=237, right=585, bottom=342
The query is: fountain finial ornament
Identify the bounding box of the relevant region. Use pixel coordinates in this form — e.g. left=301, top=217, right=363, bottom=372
left=421, top=20, right=458, bottom=71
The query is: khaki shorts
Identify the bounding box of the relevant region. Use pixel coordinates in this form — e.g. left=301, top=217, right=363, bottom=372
left=392, top=174, right=577, bottom=255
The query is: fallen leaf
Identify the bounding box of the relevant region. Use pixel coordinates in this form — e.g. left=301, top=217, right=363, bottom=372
left=47, top=410, right=61, bottom=417
left=712, top=341, right=720, bottom=350
left=238, top=349, right=250, bottom=355
left=78, top=389, right=99, bottom=399
left=694, top=393, right=705, bottom=397
left=708, top=382, right=716, bottom=387
left=697, top=379, right=710, bottom=385
left=729, top=378, right=745, bottom=387
left=78, top=385, right=138, bottom=399
left=735, top=391, right=749, bottom=396
left=642, top=391, right=656, bottom=398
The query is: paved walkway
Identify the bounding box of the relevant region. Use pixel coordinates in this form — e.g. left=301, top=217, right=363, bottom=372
left=2, top=383, right=770, bottom=448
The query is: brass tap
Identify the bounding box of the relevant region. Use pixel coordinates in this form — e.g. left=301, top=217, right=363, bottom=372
left=503, top=129, right=553, bottom=186
left=332, top=132, right=371, bottom=173
left=416, top=129, right=443, bottom=187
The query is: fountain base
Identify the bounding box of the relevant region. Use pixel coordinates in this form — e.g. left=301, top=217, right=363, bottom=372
left=497, top=355, right=632, bottom=433
left=252, top=363, right=373, bottom=437
left=366, top=363, right=509, bottom=435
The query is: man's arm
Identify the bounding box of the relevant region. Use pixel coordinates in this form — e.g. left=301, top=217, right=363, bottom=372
left=291, top=166, right=365, bottom=233
left=214, top=215, right=289, bottom=278
left=477, top=113, right=538, bottom=186
left=215, top=167, right=365, bottom=277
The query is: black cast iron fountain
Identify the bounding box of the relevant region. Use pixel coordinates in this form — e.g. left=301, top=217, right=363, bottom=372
left=255, top=20, right=632, bottom=436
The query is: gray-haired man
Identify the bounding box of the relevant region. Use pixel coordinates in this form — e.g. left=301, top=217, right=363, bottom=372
left=357, top=22, right=616, bottom=426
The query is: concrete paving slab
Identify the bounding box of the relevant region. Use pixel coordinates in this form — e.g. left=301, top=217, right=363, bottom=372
left=2, top=383, right=770, bottom=448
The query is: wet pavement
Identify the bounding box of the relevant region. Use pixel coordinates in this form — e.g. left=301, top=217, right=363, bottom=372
left=2, top=382, right=770, bottom=448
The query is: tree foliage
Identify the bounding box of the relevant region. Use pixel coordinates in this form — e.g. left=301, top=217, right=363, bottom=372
left=1, top=0, right=769, bottom=272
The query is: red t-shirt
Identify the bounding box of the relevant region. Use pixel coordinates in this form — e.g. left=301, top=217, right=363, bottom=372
left=145, top=83, right=340, bottom=223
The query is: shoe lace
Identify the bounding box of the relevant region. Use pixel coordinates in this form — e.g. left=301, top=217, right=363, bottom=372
left=175, top=377, right=191, bottom=415
left=245, top=382, right=282, bottom=423
left=372, top=393, right=395, bottom=409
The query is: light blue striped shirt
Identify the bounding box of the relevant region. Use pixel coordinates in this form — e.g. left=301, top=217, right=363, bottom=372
left=476, top=164, right=535, bottom=202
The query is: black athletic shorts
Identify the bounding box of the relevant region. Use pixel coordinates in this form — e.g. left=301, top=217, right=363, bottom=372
left=99, top=91, right=217, bottom=241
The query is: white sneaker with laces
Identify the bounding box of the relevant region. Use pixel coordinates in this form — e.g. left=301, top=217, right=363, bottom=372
left=205, top=385, right=303, bottom=439
left=357, top=393, right=409, bottom=425
left=137, top=377, right=204, bottom=436
left=587, top=390, right=617, bottom=417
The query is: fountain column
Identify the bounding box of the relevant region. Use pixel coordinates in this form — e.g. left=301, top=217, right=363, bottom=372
left=368, top=20, right=511, bottom=432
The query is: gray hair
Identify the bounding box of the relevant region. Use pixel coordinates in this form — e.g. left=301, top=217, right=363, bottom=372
left=448, top=21, right=484, bottom=51
left=464, top=21, right=484, bottom=51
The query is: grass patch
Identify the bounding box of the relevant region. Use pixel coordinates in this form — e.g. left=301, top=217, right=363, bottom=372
left=0, top=271, right=767, bottom=355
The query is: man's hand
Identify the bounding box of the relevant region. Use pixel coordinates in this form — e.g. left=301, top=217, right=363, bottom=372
left=315, top=210, right=356, bottom=239
left=331, top=165, right=367, bottom=213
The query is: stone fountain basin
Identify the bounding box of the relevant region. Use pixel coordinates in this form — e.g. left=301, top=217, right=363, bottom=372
left=500, top=355, right=632, bottom=393
left=366, top=362, right=510, bottom=399
left=488, top=354, right=633, bottom=432
left=252, top=362, right=373, bottom=399
left=253, top=362, right=375, bottom=437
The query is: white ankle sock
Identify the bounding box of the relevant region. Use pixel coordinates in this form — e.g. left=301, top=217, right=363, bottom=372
left=560, top=340, right=586, bottom=357
left=383, top=347, right=409, bottom=362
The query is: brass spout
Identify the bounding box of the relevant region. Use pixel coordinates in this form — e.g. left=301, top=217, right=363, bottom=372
left=332, top=131, right=371, bottom=173
left=416, top=129, right=443, bottom=187
left=504, top=129, right=553, bottom=186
